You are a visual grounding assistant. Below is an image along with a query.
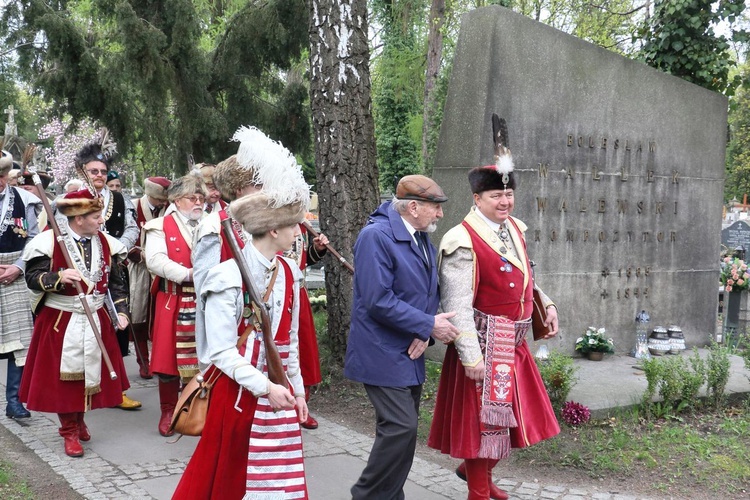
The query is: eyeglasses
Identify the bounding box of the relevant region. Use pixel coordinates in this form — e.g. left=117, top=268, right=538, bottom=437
left=182, top=195, right=205, bottom=204
left=86, top=169, right=108, bottom=176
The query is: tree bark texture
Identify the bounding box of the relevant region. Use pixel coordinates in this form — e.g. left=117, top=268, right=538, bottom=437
left=308, top=0, right=379, bottom=365
left=422, top=0, right=445, bottom=172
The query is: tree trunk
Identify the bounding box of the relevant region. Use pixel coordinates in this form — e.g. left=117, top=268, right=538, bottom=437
left=308, top=0, right=379, bottom=365
left=422, top=0, right=445, bottom=172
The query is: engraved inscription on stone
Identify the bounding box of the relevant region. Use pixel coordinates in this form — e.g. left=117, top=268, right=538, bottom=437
left=432, top=5, right=725, bottom=351
left=721, top=221, right=750, bottom=252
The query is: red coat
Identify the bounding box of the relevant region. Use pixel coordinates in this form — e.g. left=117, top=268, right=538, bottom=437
left=428, top=218, right=559, bottom=458
left=20, top=232, right=130, bottom=413
left=296, top=224, right=321, bottom=386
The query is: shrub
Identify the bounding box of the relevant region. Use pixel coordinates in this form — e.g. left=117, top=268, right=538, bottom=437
left=535, top=350, right=578, bottom=417
left=640, top=352, right=707, bottom=419
left=707, top=342, right=732, bottom=408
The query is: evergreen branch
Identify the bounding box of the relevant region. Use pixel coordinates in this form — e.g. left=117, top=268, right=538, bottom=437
left=0, top=42, right=40, bottom=57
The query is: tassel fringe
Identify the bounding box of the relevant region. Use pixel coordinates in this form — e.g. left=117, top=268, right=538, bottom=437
left=478, top=433, right=511, bottom=460
left=480, top=406, right=518, bottom=428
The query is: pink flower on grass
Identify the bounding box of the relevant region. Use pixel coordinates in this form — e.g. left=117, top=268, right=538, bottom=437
left=562, top=401, right=591, bottom=427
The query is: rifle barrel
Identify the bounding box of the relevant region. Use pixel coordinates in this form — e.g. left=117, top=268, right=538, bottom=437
left=301, top=220, right=354, bottom=274
left=219, top=218, right=288, bottom=388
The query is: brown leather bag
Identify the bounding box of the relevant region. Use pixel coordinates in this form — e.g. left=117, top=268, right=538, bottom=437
left=168, top=325, right=255, bottom=438
left=531, top=288, right=552, bottom=341
left=168, top=366, right=222, bottom=437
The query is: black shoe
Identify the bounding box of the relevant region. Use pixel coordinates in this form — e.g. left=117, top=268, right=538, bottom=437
left=6, top=403, right=31, bottom=419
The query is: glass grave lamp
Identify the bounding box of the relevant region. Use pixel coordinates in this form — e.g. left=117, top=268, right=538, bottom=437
left=632, top=310, right=651, bottom=360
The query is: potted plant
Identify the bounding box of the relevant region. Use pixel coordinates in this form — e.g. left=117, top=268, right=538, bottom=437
left=575, top=326, right=615, bottom=361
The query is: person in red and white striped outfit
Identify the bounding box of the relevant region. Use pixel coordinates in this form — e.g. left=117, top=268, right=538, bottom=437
left=173, top=127, right=311, bottom=500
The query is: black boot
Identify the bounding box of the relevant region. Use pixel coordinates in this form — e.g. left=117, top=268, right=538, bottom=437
left=6, top=355, right=31, bottom=419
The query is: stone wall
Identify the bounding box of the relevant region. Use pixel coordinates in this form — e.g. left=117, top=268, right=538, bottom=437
left=431, top=6, right=726, bottom=353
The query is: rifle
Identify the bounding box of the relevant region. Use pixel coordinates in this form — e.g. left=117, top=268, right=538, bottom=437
left=219, top=218, right=287, bottom=388
left=26, top=155, right=118, bottom=380
left=301, top=219, right=354, bottom=274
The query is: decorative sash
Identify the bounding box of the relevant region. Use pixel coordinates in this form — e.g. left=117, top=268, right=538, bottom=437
left=46, top=293, right=107, bottom=401
left=473, top=311, right=532, bottom=459
left=175, top=285, right=199, bottom=380
left=474, top=310, right=516, bottom=459
left=162, top=215, right=199, bottom=381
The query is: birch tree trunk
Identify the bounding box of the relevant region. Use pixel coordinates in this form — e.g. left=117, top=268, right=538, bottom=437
left=308, top=0, right=379, bottom=364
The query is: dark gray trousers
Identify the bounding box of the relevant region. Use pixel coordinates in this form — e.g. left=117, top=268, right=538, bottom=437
left=350, top=384, right=422, bottom=500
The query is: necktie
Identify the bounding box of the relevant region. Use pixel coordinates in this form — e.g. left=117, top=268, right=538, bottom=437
left=205, top=203, right=213, bottom=214
left=416, top=232, right=429, bottom=263
left=188, top=219, right=198, bottom=228
left=151, top=206, right=160, bottom=218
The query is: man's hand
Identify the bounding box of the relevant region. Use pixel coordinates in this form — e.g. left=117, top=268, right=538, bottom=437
left=465, top=360, right=485, bottom=381
left=295, top=396, right=309, bottom=423
left=127, top=246, right=143, bottom=264
left=117, top=313, right=130, bottom=330
left=407, top=338, right=428, bottom=360
left=267, top=383, right=296, bottom=412
left=0, top=264, right=22, bottom=285
left=542, top=306, right=559, bottom=339
left=431, top=311, right=459, bottom=343
left=59, top=269, right=83, bottom=285
left=312, top=233, right=329, bottom=252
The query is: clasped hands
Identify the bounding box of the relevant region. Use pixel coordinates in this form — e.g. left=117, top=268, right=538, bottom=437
left=0, top=264, right=22, bottom=285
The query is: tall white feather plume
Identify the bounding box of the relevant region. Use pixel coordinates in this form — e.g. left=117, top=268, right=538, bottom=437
left=231, top=126, right=310, bottom=210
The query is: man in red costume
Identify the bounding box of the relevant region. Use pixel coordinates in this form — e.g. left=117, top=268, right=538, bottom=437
left=428, top=117, right=560, bottom=500
left=20, top=187, right=131, bottom=457
left=284, top=220, right=328, bottom=429
left=128, top=176, right=171, bottom=379
left=143, top=172, right=206, bottom=436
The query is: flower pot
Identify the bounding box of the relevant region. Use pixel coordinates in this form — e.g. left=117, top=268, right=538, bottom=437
left=587, top=351, right=604, bottom=361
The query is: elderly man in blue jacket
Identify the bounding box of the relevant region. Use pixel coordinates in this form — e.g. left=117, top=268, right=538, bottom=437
left=345, top=174, right=459, bottom=500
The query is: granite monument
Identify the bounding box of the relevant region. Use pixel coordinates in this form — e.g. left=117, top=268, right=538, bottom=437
left=432, top=6, right=725, bottom=352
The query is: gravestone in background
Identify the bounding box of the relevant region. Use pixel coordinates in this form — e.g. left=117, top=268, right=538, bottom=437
left=432, top=6, right=726, bottom=352
left=721, top=221, right=750, bottom=256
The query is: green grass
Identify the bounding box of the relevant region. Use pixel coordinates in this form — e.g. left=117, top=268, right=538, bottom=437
left=514, top=404, right=750, bottom=496
left=417, top=359, right=442, bottom=441
left=0, top=460, right=33, bottom=499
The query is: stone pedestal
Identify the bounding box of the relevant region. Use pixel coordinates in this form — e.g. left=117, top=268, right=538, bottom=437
left=724, top=290, right=750, bottom=346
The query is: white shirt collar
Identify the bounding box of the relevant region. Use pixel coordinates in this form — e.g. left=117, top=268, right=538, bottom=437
left=172, top=209, right=194, bottom=226
left=248, top=241, right=275, bottom=270
left=400, top=216, right=419, bottom=239
left=473, top=206, right=504, bottom=232
left=67, top=227, right=84, bottom=241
